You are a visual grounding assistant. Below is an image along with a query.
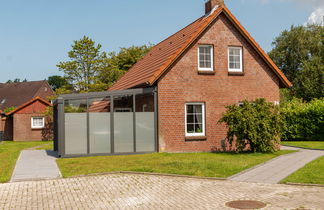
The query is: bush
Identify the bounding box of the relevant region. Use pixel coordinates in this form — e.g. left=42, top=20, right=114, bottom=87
left=219, top=98, right=282, bottom=153
left=281, top=98, right=324, bottom=141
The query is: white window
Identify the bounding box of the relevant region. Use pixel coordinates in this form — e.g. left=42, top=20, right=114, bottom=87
left=228, top=46, right=243, bottom=72
left=185, top=103, right=205, bottom=136
left=31, top=117, right=45, bottom=129
left=198, top=45, right=214, bottom=71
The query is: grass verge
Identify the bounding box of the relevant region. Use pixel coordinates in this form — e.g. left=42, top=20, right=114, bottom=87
left=57, top=150, right=294, bottom=178
left=0, top=141, right=52, bottom=183
left=282, top=156, right=324, bottom=185
left=281, top=141, right=324, bottom=150
left=35, top=141, right=54, bottom=150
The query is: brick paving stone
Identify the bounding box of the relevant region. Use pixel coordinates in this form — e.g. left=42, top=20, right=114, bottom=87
left=0, top=174, right=323, bottom=209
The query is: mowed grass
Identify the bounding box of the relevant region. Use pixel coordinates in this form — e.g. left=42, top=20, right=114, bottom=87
left=282, top=156, right=324, bottom=185
left=35, top=141, right=54, bottom=150
left=57, top=150, right=294, bottom=178
left=0, top=141, right=52, bottom=183
left=281, top=141, right=324, bottom=150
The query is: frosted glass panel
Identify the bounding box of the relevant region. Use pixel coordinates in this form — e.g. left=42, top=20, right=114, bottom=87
left=65, top=113, right=87, bottom=155
left=114, top=113, right=134, bottom=153
left=89, top=113, right=111, bottom=154
left=136, top=112, right=155, bottom=152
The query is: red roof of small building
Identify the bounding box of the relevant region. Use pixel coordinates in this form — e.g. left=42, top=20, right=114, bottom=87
left=0, top=80, right=53, bottom=111
left=6, top=97, right=52, bottom=116
left=110, top=5, right=292, bottom=91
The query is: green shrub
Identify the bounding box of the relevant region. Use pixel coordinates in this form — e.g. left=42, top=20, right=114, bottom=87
left=281, top=98, right=324, bottom=141
left=219, top=98, right=282, bottom=153
left=3, top=106, right=16, bottom=113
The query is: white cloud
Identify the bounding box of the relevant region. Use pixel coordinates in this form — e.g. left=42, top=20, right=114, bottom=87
left=252, top=0, right=324, bottom=25
left=307, top=7, right=324, bottom=25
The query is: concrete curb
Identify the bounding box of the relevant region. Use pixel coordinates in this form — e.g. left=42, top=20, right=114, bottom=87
left=285, top=182, right=324, bottom=188
left=5, top=171, right=324, bottom=189
left=9, top=151, right=23, bottom=183
left=69, top=171, right=227, bottom=181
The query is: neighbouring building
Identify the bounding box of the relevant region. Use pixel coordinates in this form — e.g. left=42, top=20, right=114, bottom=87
left=54, top=0, right=292, bottom=157
left=0, top=81, right=54, bottom=141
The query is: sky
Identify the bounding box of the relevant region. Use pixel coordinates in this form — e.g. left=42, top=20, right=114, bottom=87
left=0, top=0, right=323, bottom=83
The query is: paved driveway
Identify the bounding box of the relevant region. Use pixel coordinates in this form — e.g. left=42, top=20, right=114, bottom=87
left=0, top=174, right=323, bottom=209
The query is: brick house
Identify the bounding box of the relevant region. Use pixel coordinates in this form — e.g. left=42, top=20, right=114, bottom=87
left=109, top=0, right=292, bottom=152
left=0, top=81, right=54, bottom=141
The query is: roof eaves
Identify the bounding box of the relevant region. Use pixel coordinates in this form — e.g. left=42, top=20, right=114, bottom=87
left=6, top=96, right=52, bottom=116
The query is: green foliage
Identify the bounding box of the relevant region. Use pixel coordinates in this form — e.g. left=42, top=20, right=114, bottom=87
left=57, top=36, right=152, bottom=92
left=6, top=78, right=27, bottom=83
left=57, top=36, right=106, bottom=92
left=98, top=45, right=152, bottom=88
left=269, top=24, right=324, bottom=101
left=48, top=75, right=69, bottom=90
left=281, top=98, right=324, bottom=141
left=3, top=106, right=16, bottom=113
left=64, top=105, right=87, bottom=113
left=44, top=106, right=53, bottom=117
left=219, top=99, right=282, bottom=153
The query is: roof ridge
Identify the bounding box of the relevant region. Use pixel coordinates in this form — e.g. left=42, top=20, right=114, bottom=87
left=110, top=5, right=291, bottom=90
left=148, top=6, right=223, bottom=84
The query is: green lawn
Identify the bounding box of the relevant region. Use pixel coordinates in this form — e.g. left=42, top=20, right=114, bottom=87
left=281, top=141, right=324, bottom=150
left=282, top=156, right=324, bottom=185
left=57, top=150, right=294, bottom=178
left=35, top=141, right=54, bottom=150
left=0, top=141, right=51, bottom=183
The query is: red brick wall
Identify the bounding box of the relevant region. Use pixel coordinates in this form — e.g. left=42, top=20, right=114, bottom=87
left=13, top=100, right=51, bottom=141
left=157, top=13, right=280, bottom=152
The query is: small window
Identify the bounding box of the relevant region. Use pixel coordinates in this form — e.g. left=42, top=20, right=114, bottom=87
left=31, top=117, right=45, bottom=129
left=185, top=103, right=205, bottom=136
left=228, top=46, right=243, bottom=72
left=198, top=45, right=213, bottom=71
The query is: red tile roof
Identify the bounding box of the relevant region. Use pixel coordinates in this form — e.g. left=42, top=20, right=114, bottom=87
left=5, top=96, right=52, bottom=116
left=110, top=5, right=292, bottom=91
left=0, top=80, right=53, bottom=111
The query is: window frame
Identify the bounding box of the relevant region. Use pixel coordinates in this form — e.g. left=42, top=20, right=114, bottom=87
left=31, top=117, right=45, bottom=129
left=228, top=46, right=243, bottom=72
left=185, top=102, right=206, bottom=137
left=114, top=108, right=132, bottom=112
left=198, top=45, right=214, bottom=71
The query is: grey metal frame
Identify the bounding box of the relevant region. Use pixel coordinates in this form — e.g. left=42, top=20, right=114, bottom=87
left=53, top=87, right=158, bottom=158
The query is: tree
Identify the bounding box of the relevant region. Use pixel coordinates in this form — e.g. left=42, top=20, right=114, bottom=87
left=98, top=45, right=152, bottom=87
left=219, top=99, right=282, bottom=153
left=6, top=78, right=27, bottom=83
left=269, top=24, right=324, bottom=101
left=57, top=36, right=106, bottom=92
left=48, top=75, right=69, bottom=90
